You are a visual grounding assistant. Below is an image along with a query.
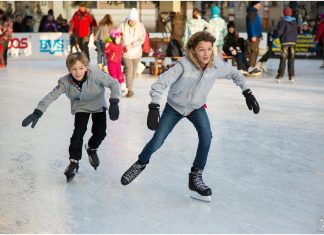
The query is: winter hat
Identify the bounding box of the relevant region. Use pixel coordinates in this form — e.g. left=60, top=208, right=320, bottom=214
left=227, top=21, right=235, bottom=29
left=283, top=7, right=292, bottom=16
left=251, top=1, right=261, bottom=6
left=128, top=8, right=139, bottom=21
left=211, top=6, right=220, bottom=17
left=110, top=29, right=122, bottom=38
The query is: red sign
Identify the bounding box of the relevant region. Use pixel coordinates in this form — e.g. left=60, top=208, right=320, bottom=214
left=8, top=38, right=28, bottom=49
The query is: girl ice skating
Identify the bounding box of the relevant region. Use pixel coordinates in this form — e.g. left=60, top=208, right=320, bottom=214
left=104, top=29, right=127, bottom=95
left=121, top=31, right=260, bottom=202
left=22, top=52, right=120, bottom=182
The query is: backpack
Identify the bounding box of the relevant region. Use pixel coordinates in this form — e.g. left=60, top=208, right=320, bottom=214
left=142, top=32, right=150, bottom=54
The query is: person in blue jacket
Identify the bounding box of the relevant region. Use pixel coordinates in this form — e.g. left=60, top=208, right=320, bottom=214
left=246, top=1, right=263, bottom=69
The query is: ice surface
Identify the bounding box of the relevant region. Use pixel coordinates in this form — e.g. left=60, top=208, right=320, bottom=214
left=0, top=57, right=324, bottom=233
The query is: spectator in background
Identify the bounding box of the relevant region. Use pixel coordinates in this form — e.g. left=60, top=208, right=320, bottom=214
left=13, top=14, right=24, bottom=32
left=223, top=21, right=260, bottom=76
left=275, top=7, right=298, bottom=83
left=308, top=19, right=317, bottom=35
left=208, top=6, right=227, bottom=56
left=246, top=1, right=263, bottom=70
left=299, top=22, right=311, bottom=35
left=58, top=19, right=69, bottom=33
left=4, top=3, right=13, bottom=19
left=69, top=2, right=97, bottom=60
left=38, top=9, right=54, bottom=32
left=315, top=13, right=324, bottom=69
left=95, top=14, right=114, bottom=73
left=22, top=15, right=34, bottom=32
left=118, top=8, right=146, bottom=97
left=42, top=14, right=58, bottom=32
left=182, top=8, right=210, bottom=49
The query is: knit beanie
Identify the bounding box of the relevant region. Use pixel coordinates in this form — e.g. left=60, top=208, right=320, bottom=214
left=128, top=8, right=139, bottom=21
left=283, top=7, right=292, bottom=16
left=211, top=6, right=220, bottom=18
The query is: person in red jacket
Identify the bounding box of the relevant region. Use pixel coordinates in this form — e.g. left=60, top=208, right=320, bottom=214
left=69, top=3, right=97, bottom=60
left=315, top=13, right=324, bottom=69
left=105, top=29, right=127, bottom=95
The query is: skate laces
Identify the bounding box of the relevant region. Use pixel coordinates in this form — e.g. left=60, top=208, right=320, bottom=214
left=193, top=170, right=209, bottom=191
left=123, top=162, right=145, bottom=182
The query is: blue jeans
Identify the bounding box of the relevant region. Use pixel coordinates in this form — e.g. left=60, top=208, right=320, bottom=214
left=138, top=103, right=213, bottom=170
left=96, top=40, right=107, bottom=66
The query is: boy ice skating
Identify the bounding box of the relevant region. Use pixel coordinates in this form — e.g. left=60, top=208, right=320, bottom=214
left=22, top=52, right=120, bottom=182
left=120, top=31, right=260, bottom=202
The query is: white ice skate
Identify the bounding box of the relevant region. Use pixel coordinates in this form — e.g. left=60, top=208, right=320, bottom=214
left=120, top=83, right=128, bottom=96
left=189, top=169, right=212, bottom=203
left=190, top=191, right=212, bottom=202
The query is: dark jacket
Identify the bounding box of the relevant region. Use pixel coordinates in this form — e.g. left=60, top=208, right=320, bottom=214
left=277, top=16, right=298, bottom=45
left=246, top=6, right=262, bottom=40
left=223, top=32, right=239, bottom=55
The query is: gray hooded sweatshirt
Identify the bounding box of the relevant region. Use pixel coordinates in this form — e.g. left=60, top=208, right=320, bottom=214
left=150, top=53, right=249, bottom=116
left=36, top=68, right=120, bottom=114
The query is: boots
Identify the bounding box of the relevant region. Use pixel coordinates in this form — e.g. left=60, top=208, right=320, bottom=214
left=102, top=65, right=108, bottom=73
left=85, top=144, right=100, bottom=170
left=189, top=167, right=212, bottom=202
left=121, top=160, right=147, bottom=185
left=64, top=159, right=79, bottom=182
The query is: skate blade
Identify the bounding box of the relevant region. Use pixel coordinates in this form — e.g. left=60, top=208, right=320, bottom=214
left=190, top=191, right=211, bottom=202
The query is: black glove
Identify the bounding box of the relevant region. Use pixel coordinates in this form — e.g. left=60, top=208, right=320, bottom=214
left=147, top=103, right=160, bottom=130
left=109, top=98, right=119, bottom=121
left=243, top=89, right=260, bottom=114
left=22, top=109, right=43, bottom=128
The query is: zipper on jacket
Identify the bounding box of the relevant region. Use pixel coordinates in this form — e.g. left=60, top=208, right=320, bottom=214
left=184, top=70, right=205, bottom=115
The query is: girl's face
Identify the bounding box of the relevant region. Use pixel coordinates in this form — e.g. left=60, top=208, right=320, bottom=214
left=193, top=41, right=213, bottom=67
left=228, top=27, right=235, bottom=33
left=115, top=36, right=122, bottom=44
left=69, top=60, right=87, bottom=81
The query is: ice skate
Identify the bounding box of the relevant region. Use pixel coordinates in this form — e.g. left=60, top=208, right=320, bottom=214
left=85, top=144, right=100, bottom=170
left=120, top=82, right=128, bottom=96
left=248, top=67, right=262, bottom=76
left=121, top=160, right=147, bottom=185
left=64, top=159, right=79, bottom=182
left=189, top=168, right=212, bottom=202
left=320, top=61, right=324, bottom=69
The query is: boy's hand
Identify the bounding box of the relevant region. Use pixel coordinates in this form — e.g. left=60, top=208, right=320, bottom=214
left=22, top=109, right=43, bottom=128
left=109, top=99, right=119, bottom=121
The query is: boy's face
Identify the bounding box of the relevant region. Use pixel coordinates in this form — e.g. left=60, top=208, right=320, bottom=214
left=193, top=41, right=213, bottom=66
left=69, top=60, right=87, bottom=81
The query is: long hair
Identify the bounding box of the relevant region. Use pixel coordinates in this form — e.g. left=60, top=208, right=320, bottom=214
left=99, top=14, right=113, bottom=27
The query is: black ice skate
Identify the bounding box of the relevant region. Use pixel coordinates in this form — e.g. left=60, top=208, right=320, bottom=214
left=121, top=160, right=147, bottom=185
left=85, top=144, right=100, bottom=170
left=64, top=159, right=79, bottom=182
left=189, top=168, right=212, bottom=202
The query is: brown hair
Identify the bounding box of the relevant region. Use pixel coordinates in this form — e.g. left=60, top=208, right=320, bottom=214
left=186, top=31, right=216, bottom=50
left=66, top=52, right=89, bottom=70
left=99, top=14, right=114, bottom=27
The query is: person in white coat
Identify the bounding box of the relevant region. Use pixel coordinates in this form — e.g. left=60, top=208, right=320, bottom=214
left=118, top=8, right=146, bottom=97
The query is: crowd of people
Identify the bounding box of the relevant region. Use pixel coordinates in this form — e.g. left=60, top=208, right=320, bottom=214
left=1, top=1, right=324, bottom=81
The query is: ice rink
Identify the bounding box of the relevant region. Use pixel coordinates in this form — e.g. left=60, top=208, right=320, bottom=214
left=0, top=57, right=324, bottom=233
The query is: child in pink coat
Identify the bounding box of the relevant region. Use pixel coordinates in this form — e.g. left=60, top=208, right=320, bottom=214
left=104, top=29, right=127, bottom=95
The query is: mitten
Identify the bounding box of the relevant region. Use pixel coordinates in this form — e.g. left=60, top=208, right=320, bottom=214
left=109, top=98, right=119, bottom=121
left=147, top=103, right=160, bottom=130
left=242, top=89, right=260, bottom=114
left=22, top=109, right=43, bottom=128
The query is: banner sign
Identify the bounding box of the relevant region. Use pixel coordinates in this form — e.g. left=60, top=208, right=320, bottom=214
left=8, top=33, right=70, bottom=60
left=272, top=34, right=318, bottom=57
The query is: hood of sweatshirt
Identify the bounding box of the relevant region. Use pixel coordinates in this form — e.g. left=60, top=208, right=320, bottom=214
left=283, top=16, right=296, bottom=23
